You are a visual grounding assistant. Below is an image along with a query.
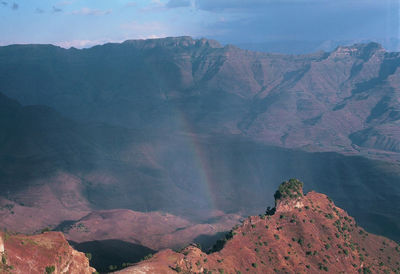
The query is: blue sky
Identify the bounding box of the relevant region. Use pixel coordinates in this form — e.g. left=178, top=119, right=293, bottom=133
left=0, top=0, right=399, bottom=50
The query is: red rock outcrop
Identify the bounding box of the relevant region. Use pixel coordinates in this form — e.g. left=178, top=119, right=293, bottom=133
left=117, top=180, right=400, bottom=273
left=0, top=231, right=95, bottom=274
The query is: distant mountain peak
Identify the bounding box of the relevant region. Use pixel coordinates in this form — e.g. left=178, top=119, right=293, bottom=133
left=332, top=42, right=384, bottom=60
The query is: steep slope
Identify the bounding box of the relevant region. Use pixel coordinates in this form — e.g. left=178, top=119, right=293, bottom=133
left=118, top=179, right=400, bottom=274
left=1, top=38, right=400, bottom=160
left=0, top=231, right=95, bottom=274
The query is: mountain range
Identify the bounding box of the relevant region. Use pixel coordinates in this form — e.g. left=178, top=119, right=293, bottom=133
left=1, top=37, right=400, bottom=160
left=1, top=36, right=400, bottom=270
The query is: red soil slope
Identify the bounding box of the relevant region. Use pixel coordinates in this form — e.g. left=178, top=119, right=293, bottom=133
left=117, top=179, right=400, bottom=273
left=0, top=231, right=95, bottom=274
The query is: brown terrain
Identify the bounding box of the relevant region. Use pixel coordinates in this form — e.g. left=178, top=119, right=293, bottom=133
left=0, top=231, right=95, bottom=273
left=117, top=180, right=400, bottom=274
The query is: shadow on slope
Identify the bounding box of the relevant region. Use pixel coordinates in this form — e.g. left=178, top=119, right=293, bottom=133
left=70, top=239, right=155, bottom=273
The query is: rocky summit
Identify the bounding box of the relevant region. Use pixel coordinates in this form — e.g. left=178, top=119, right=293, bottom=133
left=117, top=179, right=400, bottom=274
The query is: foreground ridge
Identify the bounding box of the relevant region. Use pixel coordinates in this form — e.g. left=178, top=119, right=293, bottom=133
left=0, top=231, right=95, bottom=273
left=117, top=179, right=400, bottom=274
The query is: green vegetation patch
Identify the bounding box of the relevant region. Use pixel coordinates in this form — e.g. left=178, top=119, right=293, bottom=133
left=274, top=179, right=304, bottom=200
left=45, top=266, right=55, bottom=274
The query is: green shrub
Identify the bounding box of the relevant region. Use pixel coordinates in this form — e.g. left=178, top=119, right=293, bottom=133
left=274, top=179, right=303, bottom=200
left=41, top=227, right=51, bottom=233
left=297, top=238, right=304, bottom=246
left=45, top=266, right=55, bottom=274
left=85, top=253, right=92, bottom=261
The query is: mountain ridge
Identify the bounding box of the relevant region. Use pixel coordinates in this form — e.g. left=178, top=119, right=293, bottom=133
left=1, top=37, right=399, bottom=162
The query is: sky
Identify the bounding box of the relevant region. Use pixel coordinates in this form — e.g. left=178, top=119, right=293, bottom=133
left=1, top=0, right=400, bottom=51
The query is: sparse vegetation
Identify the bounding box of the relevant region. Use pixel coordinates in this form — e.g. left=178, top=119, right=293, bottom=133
left=41, top=227, right=51, bottom=233
left=362, top=267, right=371, bottom=274
left=85, top=253, right=92, bottom=261
left=210, top=230, right=236, bottom=253
left=297, top=238, right=304, bottom=246
left=45, top=265, right=55, bottom=274
left=274, top=179, right=303, bottom=200
left=140, top=253, right=153, bottom=261
left=318, top=263, right=328, bottom=272
left=173, top=266, right=182, bottom=272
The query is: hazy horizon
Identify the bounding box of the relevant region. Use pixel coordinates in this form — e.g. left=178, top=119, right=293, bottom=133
left=1, top=0, right=400, bottom=53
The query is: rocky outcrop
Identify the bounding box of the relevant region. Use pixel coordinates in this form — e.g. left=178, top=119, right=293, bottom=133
left=0, top=234, right=4, bottom=253
left=118, top=180, right=400, bottom=274
left=0, top=231, right=95, bottom=274
left=274, top=178, right=305, bottom=212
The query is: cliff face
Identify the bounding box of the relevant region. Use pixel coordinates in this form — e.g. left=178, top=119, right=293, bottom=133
left=0, top=231, right=95, bottom=274
left=117, top=180, right=400, bottom=274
